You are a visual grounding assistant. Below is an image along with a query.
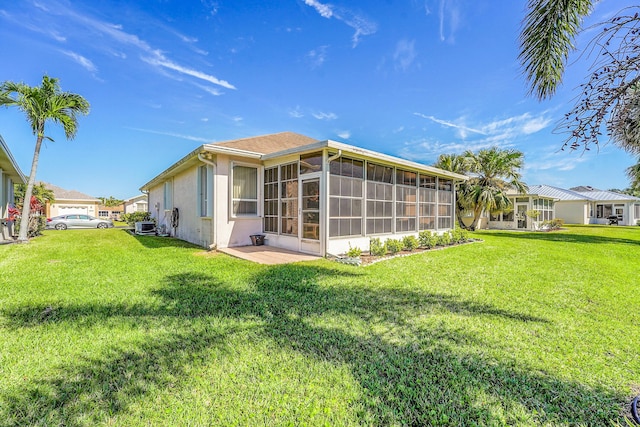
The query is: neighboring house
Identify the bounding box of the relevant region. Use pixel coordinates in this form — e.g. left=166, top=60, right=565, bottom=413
left=0, top=135, right=26, bottom=242
left=485, top=188, right=557, bottom=231
left=529, top=184, right=640, bottom=226
left=124, top=194, right=148, bottom=214
left=140, top=132, right=468, bottom=256
left=42, top=182, right=100, bottom=218
left=97, top=205, right=123, bottom=220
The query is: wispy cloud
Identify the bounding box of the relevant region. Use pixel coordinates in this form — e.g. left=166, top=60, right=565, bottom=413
left=312, top=111, right=338, bottom=120
left=289, top=106, right=304, bottom=118
left=192, top=83, right=223, bottom=96
left=525, top=150, right=589, bottom=172
left=200, top=0, right=219, bottom=16
left=304, top=0, right=377, bottom=47
left=19, top=1, right=234, bottom=93
left=404, top=111, right=553, bottom=161
left=393, top=39, right=417, bottom=71
left=438, top=0, right=461, bottom=43
left=60, top=50, right=97, bottom=73
left=337, top=130, right=351, bottom=139
left=143, top=56, right=235, bottom=89
left=307, top=45, right=329, bottom=68
left=414, top=112, right=485, bottom=138
left=128, top=127, right=211, bottom=142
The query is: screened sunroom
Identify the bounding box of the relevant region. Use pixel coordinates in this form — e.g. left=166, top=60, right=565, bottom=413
left=142, top=132, right=467, bottom=256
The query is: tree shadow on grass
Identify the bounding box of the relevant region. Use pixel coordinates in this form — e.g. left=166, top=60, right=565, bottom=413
left=122, top=229, right=203, bottom=249
left=482, top=229, right=640, bottom=247
left=0, top=265, right=625, bottom=426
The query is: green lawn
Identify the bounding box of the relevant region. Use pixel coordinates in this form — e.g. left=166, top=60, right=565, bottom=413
left=1, top=226, right=638, bottom=426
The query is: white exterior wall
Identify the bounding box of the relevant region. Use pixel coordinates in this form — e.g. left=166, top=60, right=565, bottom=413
left=124, top=195, right=148, bottom=213
left=148, top=168, right=214, bottom=248
left=326, top=231, right=449, bottom=257
left=213, top=154, right=263, bottom=248
left=555, top=201, right=588, bottom=224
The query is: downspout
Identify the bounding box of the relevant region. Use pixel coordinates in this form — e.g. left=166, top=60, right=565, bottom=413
left=327, top=149, right=342, bottom=163
left=198, top=153, right=217, bottom=250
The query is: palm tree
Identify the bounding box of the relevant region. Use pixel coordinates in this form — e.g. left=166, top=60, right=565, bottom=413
left=465, top=148, right=528, bottom=231
left=436, top=148, right=528, bottom=231
left=519, top=0, right=593, bottom=100
left=0, top=75, right=90, bottom=242
left=626, top=160, right=640, bottom=191
left=434, top=153, right=471, bottom=229
left=519, top=1, right=640, bottom=154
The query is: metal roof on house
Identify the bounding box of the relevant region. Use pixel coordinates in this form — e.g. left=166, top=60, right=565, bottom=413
left=577, top=190, right=640, bottom=202
left=528, top=184, right=640, bottom=202
left=527, top=185, right=590, bottom=201
left=41, top=182, right=100, bottom=201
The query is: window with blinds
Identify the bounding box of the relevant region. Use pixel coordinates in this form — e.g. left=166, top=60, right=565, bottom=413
left=232, top=165, right=258, bottom=216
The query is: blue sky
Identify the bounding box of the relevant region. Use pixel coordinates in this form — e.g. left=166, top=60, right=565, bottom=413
left=0, top=0, right=637, bottom=199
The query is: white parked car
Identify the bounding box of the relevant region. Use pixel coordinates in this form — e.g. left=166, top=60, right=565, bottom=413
left=46, top=214, right=114, bottom=230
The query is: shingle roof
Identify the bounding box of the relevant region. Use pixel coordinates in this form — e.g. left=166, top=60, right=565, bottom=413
left=210, top=132, right=318, bottom=155
left=140, top=131, right=468, bottom=191
left=41, top=182, right=100, bottom=201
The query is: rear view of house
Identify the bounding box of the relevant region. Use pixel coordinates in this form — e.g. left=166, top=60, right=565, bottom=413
left=140, top=132, right=467, bottom=256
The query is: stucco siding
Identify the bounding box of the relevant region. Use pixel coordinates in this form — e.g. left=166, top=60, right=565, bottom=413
left=148, top=168, right=208, bottom=247
left=214, top=154, right=263, bottom=248
left=555, top=201, right=588, bottom=224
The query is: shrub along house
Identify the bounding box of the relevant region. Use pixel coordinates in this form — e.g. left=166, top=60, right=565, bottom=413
left=140, top=132, right=468, bottom=256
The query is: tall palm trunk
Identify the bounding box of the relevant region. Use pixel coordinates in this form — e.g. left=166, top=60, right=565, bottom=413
left=17, top=130, right=44, bottom=242
left=468, top=205, right=483, bottom=231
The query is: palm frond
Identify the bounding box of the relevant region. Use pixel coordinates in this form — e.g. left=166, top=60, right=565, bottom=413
left=519, top=0, right=592, bottom=100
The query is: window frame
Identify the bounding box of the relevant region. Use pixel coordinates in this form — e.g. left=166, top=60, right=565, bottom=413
left=163, top=180, right=173, bottom=211
left=263, top=166, right=279, bottom=234
left=197, top=164, right=213, bottom=218
left=329, top=157, right=364, bottom=238
left=230, top=162, right=260, bottom=218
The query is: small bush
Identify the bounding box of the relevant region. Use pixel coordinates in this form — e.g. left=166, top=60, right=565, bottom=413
left=14, top=215, right=46, bottom=238
left=402, top=235, right=419, bottom=251
left=451, top=227, right=470, bottom=244
left=385, top=238, right=403, bottom=254
left=436, top=231, right=452, bottom=246
left=542, top=218, right=564, bottom=230
left=122, top=212, right=153, bottom=227
left=346, top=244, right=362, bottom=258
left=418, top=230, right=437, bottom=249
left=369, top=237, right=387, bottom=256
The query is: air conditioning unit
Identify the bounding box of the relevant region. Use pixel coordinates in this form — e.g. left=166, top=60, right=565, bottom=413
left=134, top=221, right=156, bottom=235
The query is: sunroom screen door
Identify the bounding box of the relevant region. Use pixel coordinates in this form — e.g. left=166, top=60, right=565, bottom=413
left=301, top=178, right=320, bottom=241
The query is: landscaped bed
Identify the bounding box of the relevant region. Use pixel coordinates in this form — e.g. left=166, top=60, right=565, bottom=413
left=0, top=225, right=638, bottom=425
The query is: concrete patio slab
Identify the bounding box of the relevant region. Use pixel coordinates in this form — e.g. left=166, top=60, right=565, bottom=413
left=218, top=245, right=321, bottom=265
